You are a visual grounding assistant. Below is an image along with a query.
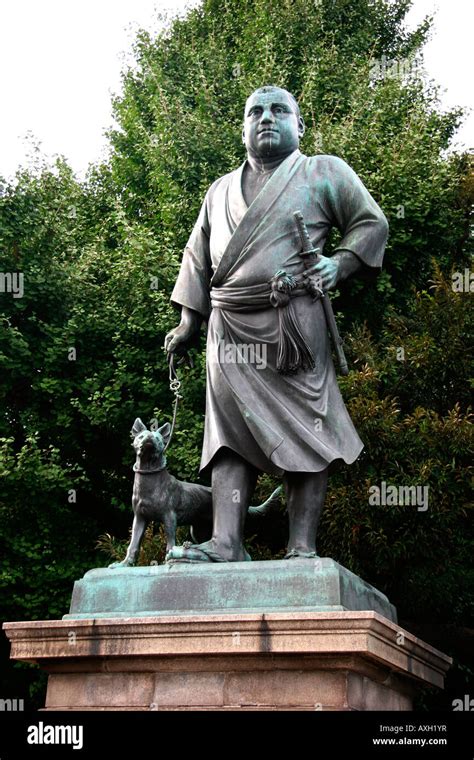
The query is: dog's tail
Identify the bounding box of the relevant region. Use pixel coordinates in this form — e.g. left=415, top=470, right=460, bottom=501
left=248, top=486, right=282, bottom=518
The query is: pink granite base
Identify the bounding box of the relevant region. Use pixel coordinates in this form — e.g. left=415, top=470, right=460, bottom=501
left=3, top=611, right=452, bottom=711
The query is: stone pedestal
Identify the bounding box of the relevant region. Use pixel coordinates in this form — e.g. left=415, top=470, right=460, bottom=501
left=4, top=611, right=451, bottom=710
left=3, top=559, right=451, bottom=710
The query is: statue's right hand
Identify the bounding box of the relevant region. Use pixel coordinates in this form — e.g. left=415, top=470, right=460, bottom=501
left=164, top=323, right=195, bottom=355
left=164, top=307, right=202, bottom=357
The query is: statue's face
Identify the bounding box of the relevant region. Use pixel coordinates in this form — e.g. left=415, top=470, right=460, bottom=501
left=243, top=89, right=304, bottom=158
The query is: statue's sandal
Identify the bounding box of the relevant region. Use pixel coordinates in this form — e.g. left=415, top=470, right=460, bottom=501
left=284, top=549, right=318, bottom=559
left=165, top=542, right=252, bottom=564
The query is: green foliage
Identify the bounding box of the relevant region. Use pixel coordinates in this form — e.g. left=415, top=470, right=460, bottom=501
left=0, top=0, right=472, bottom=709
left=320, top=269, right=473, bottom=624
left=109, top=0, right=470, bottom=329
left=96, top=524, right=190, bottom=566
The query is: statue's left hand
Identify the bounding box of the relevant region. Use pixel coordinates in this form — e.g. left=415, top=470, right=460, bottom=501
left=303, top=255, right=340, bottom=293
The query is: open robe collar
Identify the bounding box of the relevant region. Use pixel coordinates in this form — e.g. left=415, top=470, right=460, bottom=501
left=210, top=149, right=304, bottom=288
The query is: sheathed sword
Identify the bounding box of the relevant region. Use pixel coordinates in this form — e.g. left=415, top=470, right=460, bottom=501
left=293, top=210, right=349, bottom=376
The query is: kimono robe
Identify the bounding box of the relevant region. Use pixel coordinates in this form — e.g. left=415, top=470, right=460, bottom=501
left=171, top=149, right=388, bottom=476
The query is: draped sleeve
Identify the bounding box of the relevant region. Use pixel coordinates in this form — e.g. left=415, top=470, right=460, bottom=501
left=170, top=188, right=214, bottom=319
left=316, top=155, right=389, bottom=270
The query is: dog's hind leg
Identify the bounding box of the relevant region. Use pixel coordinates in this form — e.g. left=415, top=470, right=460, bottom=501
left=109, top=514, right=147, bottom=568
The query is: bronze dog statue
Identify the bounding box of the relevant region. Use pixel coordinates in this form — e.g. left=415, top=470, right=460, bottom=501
left=109, top=418, right=280, bottom=567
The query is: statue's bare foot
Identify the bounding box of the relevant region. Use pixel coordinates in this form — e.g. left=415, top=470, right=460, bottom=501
left=166, top=539, right=251, bottom=564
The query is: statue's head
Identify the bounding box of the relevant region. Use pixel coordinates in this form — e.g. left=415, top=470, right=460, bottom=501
left=242, top=85, right=305, bottom=159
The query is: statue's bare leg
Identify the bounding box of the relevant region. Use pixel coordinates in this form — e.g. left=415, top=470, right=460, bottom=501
left=166, top=448, right=258, bottom=562
left=209, top=448, right=259, bottom=560
left=283, top=468, right=328, bottom=557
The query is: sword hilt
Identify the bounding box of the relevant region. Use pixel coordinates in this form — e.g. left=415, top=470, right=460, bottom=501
left=294, top=210, right=319, bottom=260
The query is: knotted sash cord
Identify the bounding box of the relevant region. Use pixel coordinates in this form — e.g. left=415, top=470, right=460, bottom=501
left=269, top=269, right=316, bottom=374
left=210, top=271, right=316, bottom=374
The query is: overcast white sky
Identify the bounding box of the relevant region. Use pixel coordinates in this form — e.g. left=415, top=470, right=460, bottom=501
left=0, top=0, right=472, bottom=181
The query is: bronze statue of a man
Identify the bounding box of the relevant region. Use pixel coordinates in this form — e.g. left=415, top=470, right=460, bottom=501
left=164, top=85, right=388, bottom=563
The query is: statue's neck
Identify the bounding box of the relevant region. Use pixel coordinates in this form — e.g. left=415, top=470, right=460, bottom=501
left=245, top=149, right=294, bottom=174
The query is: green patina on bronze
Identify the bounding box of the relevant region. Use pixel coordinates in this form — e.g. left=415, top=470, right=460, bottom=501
left=64, top=558, right=397, bottom=622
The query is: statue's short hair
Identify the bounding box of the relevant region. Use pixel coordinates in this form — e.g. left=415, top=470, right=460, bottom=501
left=248, top=86, right=301, bottom=118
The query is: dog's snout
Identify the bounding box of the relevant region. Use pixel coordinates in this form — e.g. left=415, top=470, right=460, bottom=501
left=135, top=430, right=163, bottom=455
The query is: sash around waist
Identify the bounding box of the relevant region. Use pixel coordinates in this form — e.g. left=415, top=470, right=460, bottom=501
left=210, top=275, right=317, bottom=373
left=210, top=281, right=309, bottom=313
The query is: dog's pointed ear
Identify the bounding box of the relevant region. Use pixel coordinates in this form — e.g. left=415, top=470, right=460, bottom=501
left=158, top=422, right=171, bottom=445
left=131, top=418, right=147, bottom=438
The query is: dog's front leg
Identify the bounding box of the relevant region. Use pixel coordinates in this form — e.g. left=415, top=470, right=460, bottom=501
left=109, top=514, right=147, bottom=568
left=163, top=512, right=178, bottom=554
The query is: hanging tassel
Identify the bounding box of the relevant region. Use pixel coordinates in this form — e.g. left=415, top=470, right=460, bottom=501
left=270, top=270, right=316, bottom=374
